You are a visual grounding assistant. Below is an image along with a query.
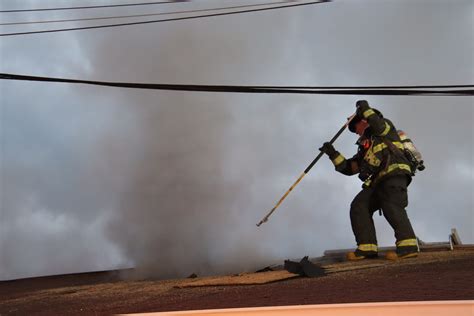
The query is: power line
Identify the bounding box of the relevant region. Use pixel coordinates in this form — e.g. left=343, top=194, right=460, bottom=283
left=246, top=84, right=474, bottom=89
left=0, top=1, right=186, bottom=13
left=0, top=1, right=330, bottom=37
left=0, top=1, right=290, bottom=26
left=1, top=73, right=472, bottom=96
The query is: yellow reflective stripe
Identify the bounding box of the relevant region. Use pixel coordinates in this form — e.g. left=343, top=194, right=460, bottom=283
left=379, top=122, right=391, bottom=136
left=332, top=154, right=345, bottom=166
left=357, top=244, right=378, bottom=252
left=377, top=163, right=412, bottom=179
left=362, top=109, right=375, bottom=118
left=372, top=143, right=386, bottom=153
left=397, top=239, right=418, bottom=247
left=365, top=153, right=381, bottom=167
left=372, top=142, right=403, bottom=154
left=393, top=142, right=404, bottom=150
left=395, top=163, right=411, bottom=173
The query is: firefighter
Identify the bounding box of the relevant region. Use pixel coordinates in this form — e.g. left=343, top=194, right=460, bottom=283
left=319, top=100, right=418, bottom=260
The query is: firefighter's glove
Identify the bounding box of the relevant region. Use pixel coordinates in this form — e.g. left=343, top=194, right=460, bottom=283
left=358, top=165, right=371, bottom=181
left=356, top=100, right=371, bottom=118
left=319, top=142, right=338, bottom=159
left=358, top=172, right=371, bottom=181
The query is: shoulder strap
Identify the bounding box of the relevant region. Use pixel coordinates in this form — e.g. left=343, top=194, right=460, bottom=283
left=381, top=137, right=408, bottom=161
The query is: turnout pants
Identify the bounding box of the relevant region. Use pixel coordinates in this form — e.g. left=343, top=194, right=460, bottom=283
left=350, top=175, right=418, bottom=255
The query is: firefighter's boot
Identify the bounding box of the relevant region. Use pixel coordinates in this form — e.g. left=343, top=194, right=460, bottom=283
left=385, top=250, right=418, bottom=260
left=346, top=248, right=378, bottom=261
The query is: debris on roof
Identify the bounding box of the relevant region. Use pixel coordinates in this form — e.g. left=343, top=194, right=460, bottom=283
left=176, top=270, right=299, bottom=288
left=284, top=256, right=326, bottom=278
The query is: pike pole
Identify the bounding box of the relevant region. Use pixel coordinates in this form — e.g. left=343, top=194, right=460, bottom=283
left=256, top=113, right=357, bottom=227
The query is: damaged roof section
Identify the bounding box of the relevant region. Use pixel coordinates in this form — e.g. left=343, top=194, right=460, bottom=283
left=177, top=229, right=472, bottom=288
left=0, top=229, right=472, bottom=314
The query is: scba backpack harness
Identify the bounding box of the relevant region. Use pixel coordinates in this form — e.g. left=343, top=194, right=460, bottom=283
left=383, top=130, right=425, bottom=176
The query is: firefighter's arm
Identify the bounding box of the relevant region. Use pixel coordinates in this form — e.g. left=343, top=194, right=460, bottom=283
left=356, top=100, right=391, bottom=137
left=320, top=143, right=359, bottom=175
left=334, top=155, right=359, bottom=175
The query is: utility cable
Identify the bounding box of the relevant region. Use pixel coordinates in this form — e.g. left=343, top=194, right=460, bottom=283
left=0, top=1, right=186, bottom=13
left=244, top=84, right=474, bottom=89
left=0, top=1, right=291, bottom=26
left=0, top=1, right=330, bottom=37
left=1, top=73, right=472, bottom=96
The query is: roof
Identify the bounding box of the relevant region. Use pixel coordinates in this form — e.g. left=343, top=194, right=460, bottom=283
left=1, top=246, right=473, bottom=315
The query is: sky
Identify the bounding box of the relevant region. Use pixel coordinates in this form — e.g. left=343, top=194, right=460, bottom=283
left=0, top=0, right=473, bottom=280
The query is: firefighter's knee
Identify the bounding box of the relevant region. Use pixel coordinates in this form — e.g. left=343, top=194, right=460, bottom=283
left=350, top=199, right=365, bottom=218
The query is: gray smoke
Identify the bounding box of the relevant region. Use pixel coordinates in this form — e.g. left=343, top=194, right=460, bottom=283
left=1, top=0, right=472, bottom=280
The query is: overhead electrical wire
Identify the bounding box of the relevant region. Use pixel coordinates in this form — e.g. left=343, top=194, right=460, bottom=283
left=0, top=1, right=186, bottom=13
left=246, top=84, right=474, bottom=89
left=1, top=73, right=472, bottom=96
left=0, top=1, right=330, bottom=37
left=0, top=1, right=292, bottom=26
